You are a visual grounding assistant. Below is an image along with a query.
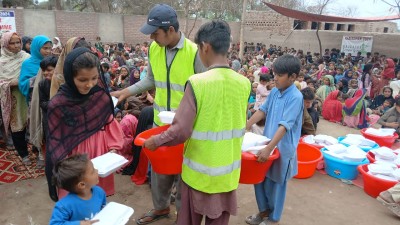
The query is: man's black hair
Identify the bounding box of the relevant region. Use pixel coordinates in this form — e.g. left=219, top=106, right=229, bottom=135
left=259, top=74, right=270, bottom=82
left=194, top=20, right=231, bottom=55
left=160, top=23, right=180, bottom=33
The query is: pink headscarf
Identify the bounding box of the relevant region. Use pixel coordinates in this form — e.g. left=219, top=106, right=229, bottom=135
left=261, top=66, right=269, bottom=74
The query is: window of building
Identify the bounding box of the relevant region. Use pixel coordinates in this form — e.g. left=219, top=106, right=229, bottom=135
left=347, top=24, right=355, bottom=31
left=311, top=22, right=318, bottom=30
left=293, top=20, right=303, bottom=30
left=384, top=27, right=389, bottom=33
left=324, top=23, right=334, bottom=30
left=336, top=24, right=345, bottom=31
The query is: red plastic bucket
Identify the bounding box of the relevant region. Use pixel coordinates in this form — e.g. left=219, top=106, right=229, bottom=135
left=366, top=151, right=376, bottom=163
left=239, top=149, right=280, bottom=184
left=357, top=164, right=398, bottom=198
left=360, top=128, right=399, bottom=148
left=134, top=125, right=184, bottom=175
left=299, top=136, right=324, bottom=149
left=294, top=143, right=323, bottom=179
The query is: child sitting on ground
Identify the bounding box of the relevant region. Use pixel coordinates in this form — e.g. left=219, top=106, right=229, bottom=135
left=49, top=154, right=106, bottom=225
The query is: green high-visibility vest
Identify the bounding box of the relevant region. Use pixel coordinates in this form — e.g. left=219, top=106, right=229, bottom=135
left=182, top=67, right=251, bottom=194
left=149, top=39, right=198, bottom=126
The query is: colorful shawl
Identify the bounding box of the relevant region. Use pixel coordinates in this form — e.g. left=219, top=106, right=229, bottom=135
left=316, top=75, right=336, bottom=102
left=45, top=47, right=114, bottom=201
left=322, top=90, right=343, bottom=123
left=343, top=89, right=368, bottom=129
left=0, top=32, right=30, bottom=134
left=18, top=35, right=51, bottom=99
left=382, top=58, right=395, bottom=80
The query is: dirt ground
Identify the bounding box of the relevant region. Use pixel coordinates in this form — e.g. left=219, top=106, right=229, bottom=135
left=1, top=119, right=399, bottom=225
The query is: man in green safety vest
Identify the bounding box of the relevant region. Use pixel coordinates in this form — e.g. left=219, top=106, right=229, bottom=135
left=144, top=20, right=251, bottom=225
left=112, top=4, right=205, bottom=225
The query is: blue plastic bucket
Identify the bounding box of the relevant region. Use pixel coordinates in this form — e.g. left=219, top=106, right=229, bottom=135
left=337, top=136, right=379, bottom=153
left=321, top=148, right=369, bottom=180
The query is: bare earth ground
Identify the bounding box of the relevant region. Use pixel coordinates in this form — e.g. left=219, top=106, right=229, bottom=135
left=1, top=119, right=399, bottom=225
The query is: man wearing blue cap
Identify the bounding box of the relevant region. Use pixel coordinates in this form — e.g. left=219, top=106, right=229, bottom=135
left=112, top=3, right=205, bottom=224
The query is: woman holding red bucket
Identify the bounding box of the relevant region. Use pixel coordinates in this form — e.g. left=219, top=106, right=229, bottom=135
left=144, top=20, right=250, bottom=225
left=245, top=54, right=303, bottom=225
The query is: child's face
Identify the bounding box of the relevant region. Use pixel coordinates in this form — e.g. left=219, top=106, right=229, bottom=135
left=347, top=71, right=353, bottom=78
left=344, top=64, right=349, bottom=70
left=115, top=112, right=122, bottom=123
left=337, top=96, right=344, bottom=102
left=352, top=73, right=358, bottom=79
left=338, top=81, right=343, bottom=88
left=120, top=68, right=128, bottom=77
left=304, top=100, right=313, bottom=109
left=297, top=76, right=304, bottom=82
left=268, top=80, right=275, bottom=89
left=81, top=161, right=99, bottom=188
left=134, top=70, right=140, bottom=78
left=252, top=83, right=258, bottom=92
left=307, top=82, right=314, bottom=89
left=42, top=66, right=55, bottom=80
left=337, top=69, right=343, bottom=74
left=273, top=73, right=294, bottom=90
left=329, top=64, right=335, bottom=70
left=383, top=101, right=391, bottom=108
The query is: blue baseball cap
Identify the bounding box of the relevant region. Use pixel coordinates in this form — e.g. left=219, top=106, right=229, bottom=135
left=140, top=4, right=178, bottom=35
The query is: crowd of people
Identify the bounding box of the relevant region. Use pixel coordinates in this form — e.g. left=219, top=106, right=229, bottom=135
left=233, top=42, right=400, bottom=135
left=1, top=3, right=400, bottom=225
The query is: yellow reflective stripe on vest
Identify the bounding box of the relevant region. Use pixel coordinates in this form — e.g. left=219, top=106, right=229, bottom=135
left=191, top=128, right=245, bottom=141
left=183, top=157, right=241, bottom=176
left=154, top=81, right=185, bottom=92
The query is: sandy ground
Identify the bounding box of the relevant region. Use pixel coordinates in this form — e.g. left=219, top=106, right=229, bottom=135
left=0, top=119, right=399, bottom=225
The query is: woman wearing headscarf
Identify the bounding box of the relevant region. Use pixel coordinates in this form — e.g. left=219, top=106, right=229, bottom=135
left=322, top=90, right=343, bottom=123
left=316, top=75, right=336, bottom=103
left=0, top=32, right=31, bottom=164
left=21, top=36, right=32, bottom=54
left=361, top=63, right=373, bottom=96
left=49, top=37, right=90, bottom=98
left=342, top=89, right=369, bottom=129
left=45, top=47, right=124, bottom=201
left=337, top=78, right=349, bottom=94
left=29, top=37, right=90, bottom=164
left=381, top=58, right=395, bottom=91
left=18, top=35, right=51, bottom=102
left=51, top=37, right=63, bottom=56
left=368, top=86, right=394, bottom=114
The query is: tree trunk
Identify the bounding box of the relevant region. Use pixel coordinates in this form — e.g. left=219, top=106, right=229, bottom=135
left=188, top=13, right=198, bottom=39
left=316, top=22, right=322, bottom=56
left=238, top=0, right=248, bottom=60
left=55, top=0, right=62, bottom=10
left=183, top=0, right=190, bottom=35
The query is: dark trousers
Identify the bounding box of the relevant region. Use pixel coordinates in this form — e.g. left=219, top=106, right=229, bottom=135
left=11, top=128, right=28, bottom=158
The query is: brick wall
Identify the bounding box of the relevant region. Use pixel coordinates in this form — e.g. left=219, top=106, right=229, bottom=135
left=14, top=9, right=24, bottom=36
left=55, top=11, right=99, bottom=44
left=122, top=15, right=148, bottom=45
left=4, top=9, right=400, bottom=57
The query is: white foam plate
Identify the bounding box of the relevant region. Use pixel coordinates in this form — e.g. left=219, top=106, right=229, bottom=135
left=241, top=132, right=271, bottom=150
left=92, top=202, right=134, bottom=225
left=158, top=111, right=175, bottom=124
left=112, top=96, right=119, bottom=108
left=92, top=153, right=129, bottom=177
